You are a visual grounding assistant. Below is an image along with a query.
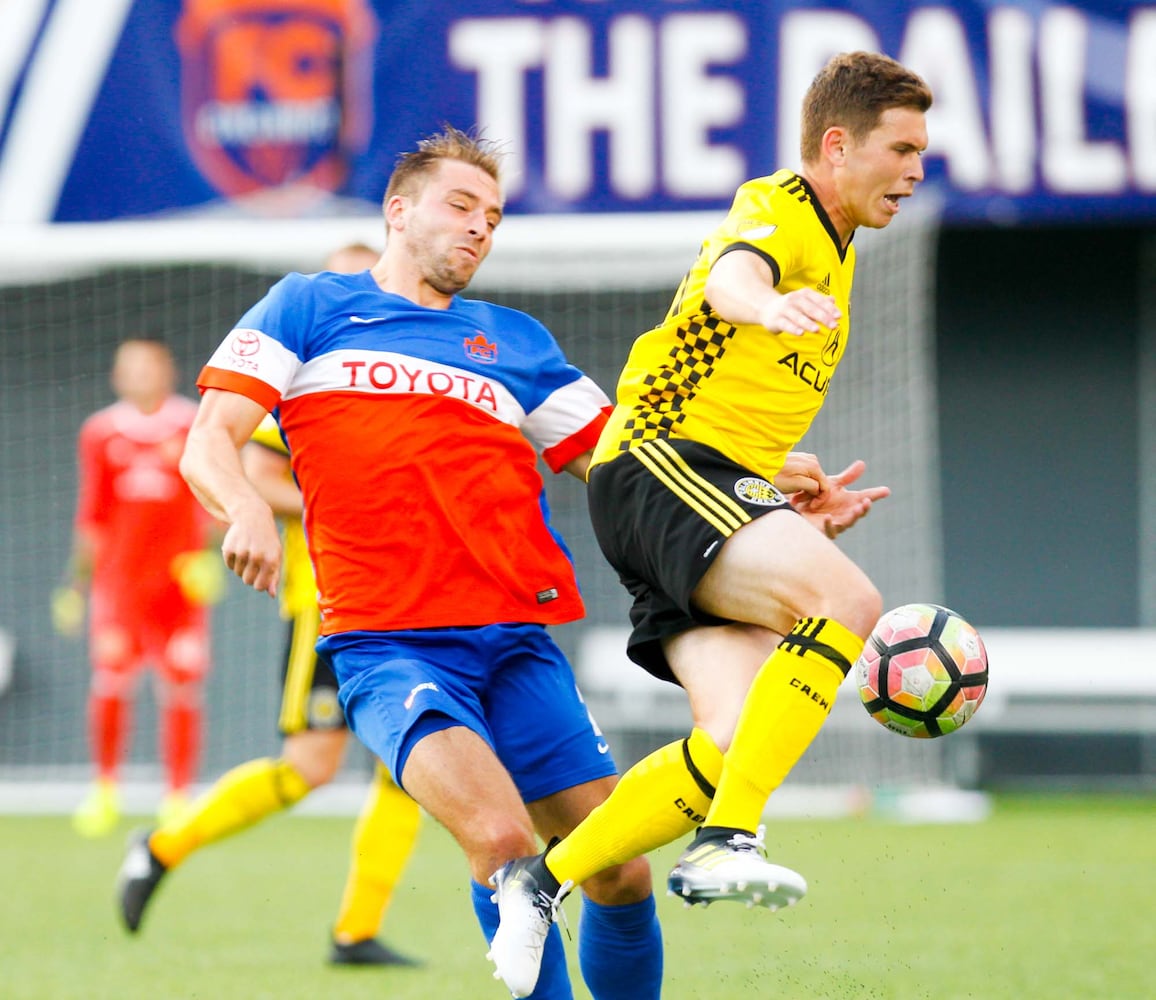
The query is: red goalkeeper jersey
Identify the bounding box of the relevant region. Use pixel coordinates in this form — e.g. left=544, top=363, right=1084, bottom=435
left=76, top=395, right=209, bottom=617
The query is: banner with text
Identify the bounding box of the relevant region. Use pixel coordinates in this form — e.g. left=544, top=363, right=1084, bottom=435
left=0, top=0, right=1152, bottom=222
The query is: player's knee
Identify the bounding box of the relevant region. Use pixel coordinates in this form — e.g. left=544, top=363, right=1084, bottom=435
left=840, top=578, right=883, bottom=639
left=91, top=627, right=133, bottom=675
left=288, top=751, right=341, bottom=788
left=813, top=565, right=882, bottom=639
left=467, top=816, right=538, bottom=883
left=289, top=755, right=339, bottom=789
left=580, top=855, right=654, bottom=906
left=282, top=730, right=346, bottom=787
left=164, top=628, right=210, bottom=678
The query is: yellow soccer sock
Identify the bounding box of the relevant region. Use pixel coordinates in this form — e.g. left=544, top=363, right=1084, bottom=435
left=149, top=757, right=310, bottom=869
left=704, top=617, right=862, bottom=833
left=545, top=728, right=723, bottom=887
left=333, top=763, right=422, bottom=944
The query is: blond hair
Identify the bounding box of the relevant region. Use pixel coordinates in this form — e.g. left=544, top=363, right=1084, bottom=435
left=384, top=125, right=503, bottom=205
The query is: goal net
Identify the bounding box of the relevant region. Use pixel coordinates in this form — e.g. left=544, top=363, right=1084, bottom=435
left=0, top=201, right=954, bottom=816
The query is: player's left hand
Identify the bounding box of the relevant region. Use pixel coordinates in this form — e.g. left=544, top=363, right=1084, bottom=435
left=790, top=459, right=890, bottom=539
left=170, top=549, right=227, bottom=606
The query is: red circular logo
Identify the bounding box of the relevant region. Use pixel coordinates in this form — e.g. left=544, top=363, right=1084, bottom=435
left=231, top=331, right=260, bottom=356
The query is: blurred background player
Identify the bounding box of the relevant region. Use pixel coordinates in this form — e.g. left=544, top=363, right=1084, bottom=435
left=116, top=244, right=423, bottom=969
left=54, top=338, right=224, bottom=837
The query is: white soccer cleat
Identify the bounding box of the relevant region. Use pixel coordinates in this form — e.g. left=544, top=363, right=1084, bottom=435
left=486, top=857, right=573, bottom=998
left=667, top=825, right=807, bottom=909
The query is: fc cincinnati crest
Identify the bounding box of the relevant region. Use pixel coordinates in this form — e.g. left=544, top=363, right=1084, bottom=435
left=734, top=477, right=785, bottom=506
left=464, top=333, right=498, bottom=363
left=175, top=0, right=377, bottom=203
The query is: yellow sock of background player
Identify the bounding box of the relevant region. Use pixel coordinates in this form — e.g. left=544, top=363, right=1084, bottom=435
left=704, top=617, right=862, bottom=832
left=149, top=757, right=309, bottom=868
left=545, top=727, right=723, bottom=887
left=332, top=763, right=422, bottom=944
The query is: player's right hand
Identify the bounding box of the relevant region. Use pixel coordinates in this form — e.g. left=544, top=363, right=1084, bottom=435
left=51, top=586, right=86, bottom=637
left=221, top=505, right=282, bottom=597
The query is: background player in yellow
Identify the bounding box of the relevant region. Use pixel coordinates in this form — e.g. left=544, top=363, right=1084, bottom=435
left=116, top=244, right=423, bottom=968
left=490, top=50, right=932, bottom=987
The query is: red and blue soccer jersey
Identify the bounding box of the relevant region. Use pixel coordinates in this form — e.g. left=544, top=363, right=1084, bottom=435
left=197, top=270, right=610, bottom=635
left=76, top=395, right=208, bottom=625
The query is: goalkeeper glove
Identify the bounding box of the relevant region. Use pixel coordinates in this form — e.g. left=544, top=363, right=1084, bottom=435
left=170, top=550, right=227, bottom=606
left=51, top=587, right=86, bottom=637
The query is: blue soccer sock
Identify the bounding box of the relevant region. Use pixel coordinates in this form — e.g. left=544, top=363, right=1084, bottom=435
left=578, top=894, right=662, bottom=1000
left=469, top=879, right=573, bottom=1000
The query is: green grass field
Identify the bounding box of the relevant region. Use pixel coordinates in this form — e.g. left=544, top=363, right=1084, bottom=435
left=2, top=794, right=1153, bottom=999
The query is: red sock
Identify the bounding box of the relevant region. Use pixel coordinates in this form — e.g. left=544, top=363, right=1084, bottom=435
left=162, top=702, right=201, bottom=793
left=91, top=694, right=128, bottom=781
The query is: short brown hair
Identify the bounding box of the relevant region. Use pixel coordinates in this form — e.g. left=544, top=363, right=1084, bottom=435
left=383, top=125, right=503, bottom=205
left=800, top=52, right=932, bottom=163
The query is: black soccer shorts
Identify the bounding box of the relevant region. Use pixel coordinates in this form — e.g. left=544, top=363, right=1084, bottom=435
left=587, top=438, right=796, bottom=683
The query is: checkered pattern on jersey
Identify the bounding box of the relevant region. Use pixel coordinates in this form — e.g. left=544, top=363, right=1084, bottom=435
left=619, top=313, right=736, bottom=447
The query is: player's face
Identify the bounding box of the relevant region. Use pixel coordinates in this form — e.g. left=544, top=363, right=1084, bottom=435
left=840, top=107, right=927, bottom=230
left=402, top=160, right=503, bottom=295
left=111, top=342, right=176, bottom=412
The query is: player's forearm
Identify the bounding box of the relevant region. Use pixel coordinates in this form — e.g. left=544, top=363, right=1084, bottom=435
left=241, top=446, right=303, bottom=517
left=563, top=450, right=593, bottom=481
left=704, top=251, right=780, bottom=327
left=252, top=477, right=303, bottom=518
left=181, top=424, right=271, bottom=527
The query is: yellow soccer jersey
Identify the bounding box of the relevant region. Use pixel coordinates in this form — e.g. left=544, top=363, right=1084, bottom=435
left=250, top=414, right=316, bottom=618
left=591, top=169, right=855, bottom=481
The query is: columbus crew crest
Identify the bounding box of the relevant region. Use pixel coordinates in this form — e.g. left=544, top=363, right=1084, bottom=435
left=733, top=477, right=785, bottom=506
left=175, top=0, right=377, bottom=204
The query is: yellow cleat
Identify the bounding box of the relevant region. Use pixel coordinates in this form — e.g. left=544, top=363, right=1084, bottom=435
left=72, top=780, right=121, bottom=838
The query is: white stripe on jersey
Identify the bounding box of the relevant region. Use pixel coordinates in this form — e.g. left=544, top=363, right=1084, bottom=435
left=284, top=349, right=526, bottom=426
left=205, top=329, right=302, bottom=394
left=522, top=375, right=610, bottom=453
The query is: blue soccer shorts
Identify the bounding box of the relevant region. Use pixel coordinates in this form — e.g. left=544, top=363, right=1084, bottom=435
left=317, top=622, right=616, bottom=803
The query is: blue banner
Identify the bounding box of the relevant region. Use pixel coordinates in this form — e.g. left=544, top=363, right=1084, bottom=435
left=0, top=0, right=1152, bottom=223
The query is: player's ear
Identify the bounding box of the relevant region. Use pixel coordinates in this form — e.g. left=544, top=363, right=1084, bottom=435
left=385, top=194, right=409, bottom=232
left=821, top=127, right=848, bottom=166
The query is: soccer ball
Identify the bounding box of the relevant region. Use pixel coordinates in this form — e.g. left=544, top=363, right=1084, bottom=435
left=854, top=603, right=988, bottom=738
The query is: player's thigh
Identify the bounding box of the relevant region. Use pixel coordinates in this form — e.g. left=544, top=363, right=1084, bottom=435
left=664, top=622, right=781, bottom=750
left=694, top=508, right=880, bottom=636
left=402, top=724, right=535, bottom=881
left=88, top=592, right=144, bottom=686
left=487, top=625, right=616, bottom=806
left=322, top=628, right=536, bottom=870
left=526, top=773, right=619, bottom=843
